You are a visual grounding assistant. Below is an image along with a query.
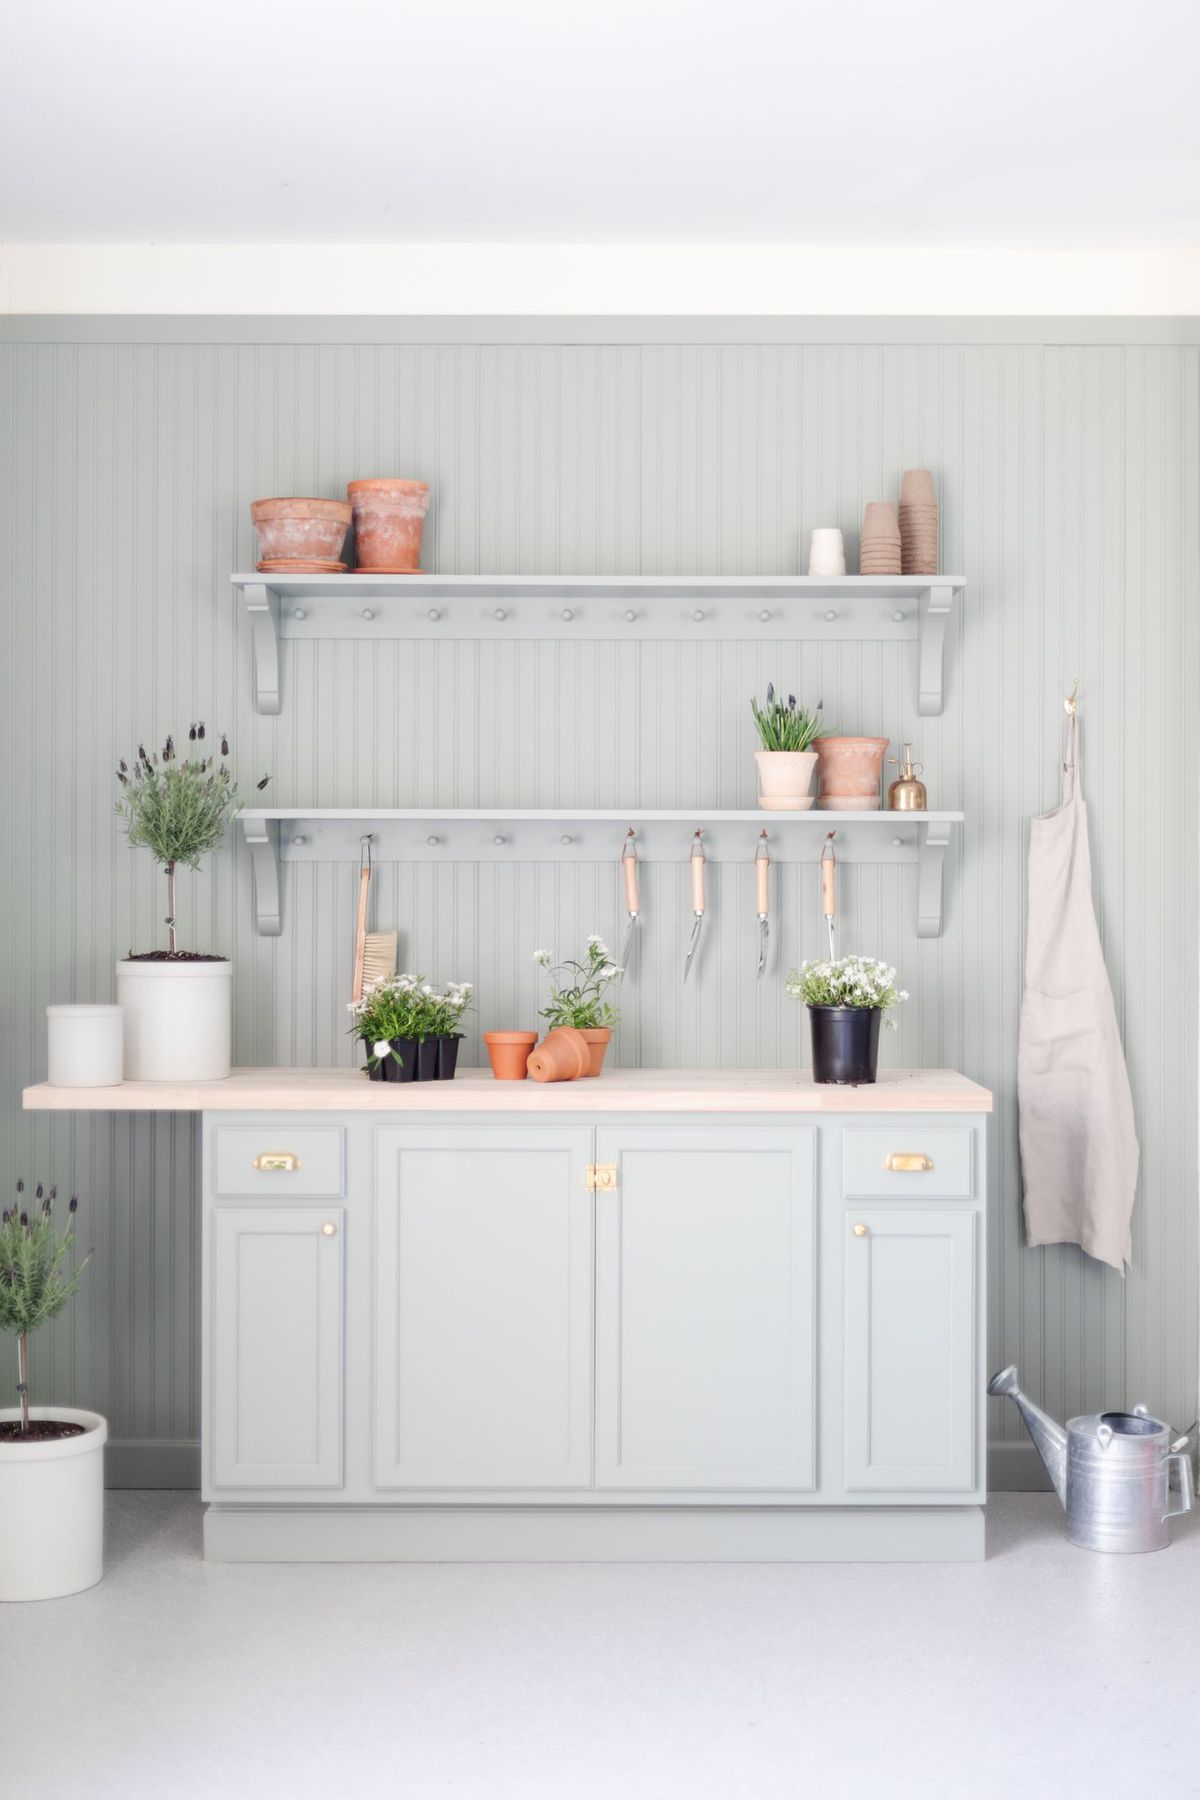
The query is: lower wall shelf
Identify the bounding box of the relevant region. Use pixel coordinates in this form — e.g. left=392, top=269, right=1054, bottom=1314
left=240, top=809, right=962, bottom=939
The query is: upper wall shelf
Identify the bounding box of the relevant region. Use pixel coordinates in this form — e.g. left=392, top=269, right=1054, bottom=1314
left=233, top=574, right=966, bottom=719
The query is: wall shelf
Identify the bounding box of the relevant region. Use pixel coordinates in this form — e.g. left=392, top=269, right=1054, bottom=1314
left=240, top=808, right=962, bottom=940
left=233, top=574, right=965, bottom=718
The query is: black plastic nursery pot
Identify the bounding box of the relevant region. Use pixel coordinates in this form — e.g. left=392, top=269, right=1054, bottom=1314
left=416, top=1037, right=440, bottom=1082
left=809, top=1005, right=882, bottom=1085
left=366, top=1036, right=418, bottom=1083
left=436, top=1034, right=462, bottom=1080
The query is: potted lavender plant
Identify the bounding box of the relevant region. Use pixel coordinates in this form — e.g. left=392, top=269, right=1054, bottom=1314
left=0, top=1184, right=103, bottom=1602
left=786, top=955, right=908, bottom=1084
left=115, top=726, right=268, bottom=1081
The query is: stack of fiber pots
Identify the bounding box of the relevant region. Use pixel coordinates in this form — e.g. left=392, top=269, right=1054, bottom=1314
left=859, top=501, right=901, bottom=575
left=348, top=478, right=430, bottom=572
left=899, top=469, right=939, bottom=574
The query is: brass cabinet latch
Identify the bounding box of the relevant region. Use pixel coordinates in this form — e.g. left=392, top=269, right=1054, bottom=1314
left=882, top=1152, right=934, bottom=1173
left=586, top=1163, right=618, bottom=1192
left=253, top=1152, right=302, bottom=1173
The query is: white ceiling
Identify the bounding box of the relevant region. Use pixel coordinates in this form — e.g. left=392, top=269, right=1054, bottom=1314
left=1, top=0, right=1197, bottom=247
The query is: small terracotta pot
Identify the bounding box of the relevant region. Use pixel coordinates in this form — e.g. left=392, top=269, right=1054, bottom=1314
left=250, top=497, right=351, bottom=565
left=526, top=1027, right=590, bottom=1083
left=579, top=1027, right=612, bottom=1076
left=815, top=737, right=889, bottom=810
left=754, top=749, right=818, bottom=812
left=483, top=1030, right=538, bottom=1081
left=348, top=478, right=430, bottom=572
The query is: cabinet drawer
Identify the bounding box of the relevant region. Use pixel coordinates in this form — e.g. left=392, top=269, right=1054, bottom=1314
left=842, top=1128, right=974, bottom=1200
left=213, top=1127, right=345, bottom=1198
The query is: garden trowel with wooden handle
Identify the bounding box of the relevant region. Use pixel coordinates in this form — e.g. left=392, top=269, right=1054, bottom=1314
left=755, top=831, right=771, bottom=976
left=620, top=829, right=639, bottom=975
left=820, top=833, right=837, bottom=960
left=683, top=831, right=706, bottom=982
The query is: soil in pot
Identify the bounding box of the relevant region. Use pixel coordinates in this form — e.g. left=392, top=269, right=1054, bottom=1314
left=579, top=1027, right=612, bottom=1076
left=123, top=950, right=228, bottom=962
left=809, top=1005, right=882, bottom=1084
left=0, top=1420, right=85, bottom=1442
left=484, top=1031, right=537, bottom=1080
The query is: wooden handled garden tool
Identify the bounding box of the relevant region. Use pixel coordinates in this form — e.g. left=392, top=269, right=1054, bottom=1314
left=620, top=829, right=639, bottom=974
left=755, top=831, right=770, bottom=976
left=683, top=831, right=706, bottom=982
left=820, top=833, right=837, bottom=960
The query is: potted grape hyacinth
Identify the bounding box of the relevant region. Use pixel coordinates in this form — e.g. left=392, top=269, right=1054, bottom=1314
left=0, top=1184, right=104, bottom=1602
left=751, top=686, right=830, bottom=811
left=533, top=935, right=622, bottom=1075
left=350, top=975, right=473, bottom=1083
left=786, top=956, right=908, bottom=1085
left=115, top=726, right=269, bottom=1081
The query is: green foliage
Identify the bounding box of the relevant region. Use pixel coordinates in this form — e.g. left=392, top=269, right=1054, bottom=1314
left=0, top=1184, right=91, bottom=1424
left=785, top=956, right=909, bottom=1023
left=534, top=936, right=622, bottom=1030
left=750, top=686, right=830, bottom=753
left=349, top=975, right=473, bottom=1067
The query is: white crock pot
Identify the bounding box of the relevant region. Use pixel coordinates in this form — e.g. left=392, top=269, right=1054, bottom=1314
left=0, top=1407, right=107, bottom=1601
left=116, top=958, right=232, bottom=1080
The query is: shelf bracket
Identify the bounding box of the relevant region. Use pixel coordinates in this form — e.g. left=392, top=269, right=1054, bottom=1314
left=916, top=821, right=953, bottom=938
left=242, top=583, right=282, bottom=715
left=242, top=816, right=282, bottom=935
left=917, top=584, right=955, bottom=717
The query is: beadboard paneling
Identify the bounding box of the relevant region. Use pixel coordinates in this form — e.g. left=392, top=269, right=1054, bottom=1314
left=0, top=328, right=1195, bottom=1470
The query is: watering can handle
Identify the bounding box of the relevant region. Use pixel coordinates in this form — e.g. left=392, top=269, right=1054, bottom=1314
left=1164, top=1452, right=1195, bottom=1522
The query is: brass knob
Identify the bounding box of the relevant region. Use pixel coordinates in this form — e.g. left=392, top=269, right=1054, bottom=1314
left=253, top=1152, right=301, bottom=1173
left=853, top=1223, right=868, bottom=1237
left=321, top=1221, right=337, bottom=1237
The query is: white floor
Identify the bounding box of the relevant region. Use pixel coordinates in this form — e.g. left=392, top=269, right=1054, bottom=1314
left=4, top=1492, right=1196, bottom=1800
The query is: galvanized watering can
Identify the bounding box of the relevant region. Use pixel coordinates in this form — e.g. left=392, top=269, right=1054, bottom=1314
left=989, top=1365, right=1194, bottom=1553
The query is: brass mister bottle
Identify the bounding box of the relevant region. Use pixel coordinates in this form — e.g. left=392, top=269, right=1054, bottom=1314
left=886, top=743, right=927, bottom=811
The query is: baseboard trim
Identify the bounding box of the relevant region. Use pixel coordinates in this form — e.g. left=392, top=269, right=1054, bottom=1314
left=988, top=1441, right=1053, bottom=1492
left=105, top=1439, right=201, bottom=1489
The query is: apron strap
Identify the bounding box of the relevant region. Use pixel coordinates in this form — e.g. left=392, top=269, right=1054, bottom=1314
left=1062, top=712, right=1079, bottom=802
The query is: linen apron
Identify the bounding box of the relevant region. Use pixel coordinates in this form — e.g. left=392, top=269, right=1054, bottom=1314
left=1018, top=714, right=1138, bottom=1272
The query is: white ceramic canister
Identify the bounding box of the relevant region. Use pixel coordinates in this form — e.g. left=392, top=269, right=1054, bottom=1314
left=116, top=959, right=233, bottom=1081
left=807, top=527, right=846, bottom=577
left=0, top=1407, right=107, bottom=1602
left=46, top=1004, right=124, bottom=1087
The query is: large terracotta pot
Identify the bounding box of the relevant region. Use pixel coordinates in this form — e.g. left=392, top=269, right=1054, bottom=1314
left=526, top=1027, right=590, bottom=1083
left=754, top=749, right=817, bottom=812
left=348, top=478, right=430, bottom=572
left=579, top=1027, right=612, bottom=1076
left=250, top=497, right=351, bottom=566
left=815, top=737, right=889, bottom=811
left=483, top=1030, right=538, bottom=1081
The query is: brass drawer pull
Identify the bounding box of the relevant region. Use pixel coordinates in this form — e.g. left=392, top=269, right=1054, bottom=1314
left=253, top=1152, right=302, bottom=1173
left=882, top=1152, right=934, bottom=1173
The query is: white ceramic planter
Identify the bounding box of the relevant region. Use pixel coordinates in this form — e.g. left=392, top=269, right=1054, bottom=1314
left=46, top=1004, right=124, bottom=1087
left=0, top=1407, right=106, bottom=1601
left=754, top=749, right=818, bottom=811
left=116, top=958, right=232, bottom=1081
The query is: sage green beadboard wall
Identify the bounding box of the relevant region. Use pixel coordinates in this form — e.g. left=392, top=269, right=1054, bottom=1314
left=1, top=318, right=1196, bottom=1487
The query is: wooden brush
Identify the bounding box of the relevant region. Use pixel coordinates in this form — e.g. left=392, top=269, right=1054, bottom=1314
left=352, top=838, right=399, bottom=1003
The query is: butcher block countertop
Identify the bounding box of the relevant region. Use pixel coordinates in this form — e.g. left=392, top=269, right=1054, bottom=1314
left=23, top=1067, right=992, bottom=1113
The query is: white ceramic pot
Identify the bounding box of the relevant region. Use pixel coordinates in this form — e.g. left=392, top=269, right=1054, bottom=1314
left=807, top=527, right=846, bottom=577
left=0, top=1407, right=106, bottom=1601
left=755, top=749, right=818, bottom=811
left=46, top=1004, right=124, bottom=1087
left=116, top=959, right=232, bottom=1081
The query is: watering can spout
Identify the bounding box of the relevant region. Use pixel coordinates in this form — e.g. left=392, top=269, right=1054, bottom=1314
left=988, top=1364, right=1068, bottom=1506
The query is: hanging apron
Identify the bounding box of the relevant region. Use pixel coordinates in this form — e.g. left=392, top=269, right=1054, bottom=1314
left=1018, top=713, right=1139, bottom=1272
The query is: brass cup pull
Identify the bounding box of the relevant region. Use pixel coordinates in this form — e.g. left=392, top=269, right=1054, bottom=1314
left=882, top=1152, right=934, bottom=1173
left=853, top=1223, right=869, bottom=1237
left=253, top=1152, right=302, bottom=1173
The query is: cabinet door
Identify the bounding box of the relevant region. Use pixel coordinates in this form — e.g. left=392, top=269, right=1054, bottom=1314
left=844, top=1208, right=977, bottom=1493
left=595, top=1127, right=816, bottom=1491
left=374, top=1129, right=593, bottom=1489
left=210, top=1205, right=344, bottom=1490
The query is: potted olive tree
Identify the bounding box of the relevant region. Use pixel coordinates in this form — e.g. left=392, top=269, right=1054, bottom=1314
left=115, top=727, right=268, bottom=1080
left=751, top=686, right=829, bottom=810
left=0, top=1184, right=103, bottom=1602
left=786, top=955, right=908, bottom=1084
left=534, top=935, right=622, bottom=1074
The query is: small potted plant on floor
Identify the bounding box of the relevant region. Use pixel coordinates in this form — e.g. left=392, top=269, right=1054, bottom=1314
left=350, top=974, right=473, bottom=1082
left=115, top=727, right=269, bottom=1081
left=786, top=955, right=908, bottom=1084
left=0, top=1184, right=103, bottom=1602
left=751, top=686, right=829, bottom=810
left=534, top=936, right=621, bottom=1075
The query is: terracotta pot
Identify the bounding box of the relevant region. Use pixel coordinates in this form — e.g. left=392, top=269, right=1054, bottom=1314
left=250, top=497, right=351, bottom=565
left=526, top=1027, right=590, bottom=1083
left=754, top=749, right=817, bottom=812
left=815, top=737, right=889, bottom=811
left=579, top=1027, right=612, bottom=1076
left=483, top=1030, right=537, bottom=1081
left=348, top=478, right=430, bottom=572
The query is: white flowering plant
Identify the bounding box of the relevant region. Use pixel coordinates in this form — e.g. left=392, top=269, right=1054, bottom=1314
left=785, top=956, right=908, bottom=1028
left=533, top=935, right=622, bottom=1030
left=348, top=974, right=473, bottom=1059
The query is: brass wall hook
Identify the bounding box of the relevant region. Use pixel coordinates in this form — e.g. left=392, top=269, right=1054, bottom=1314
left=1064, top=679, right=1079, bottom=718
